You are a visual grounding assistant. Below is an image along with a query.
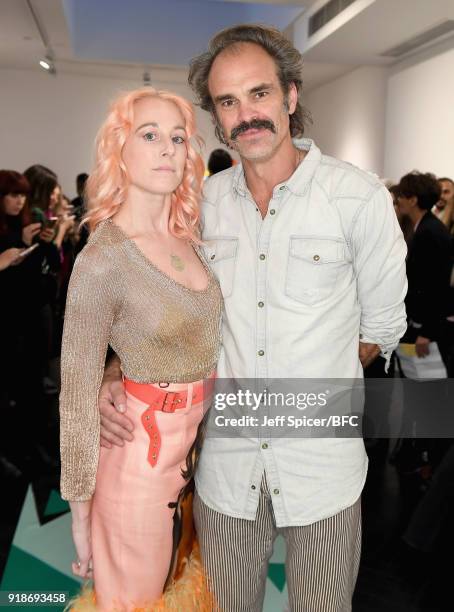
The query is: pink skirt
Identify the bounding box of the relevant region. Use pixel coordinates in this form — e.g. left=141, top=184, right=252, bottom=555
left=89, top=376, right=212, bottom=611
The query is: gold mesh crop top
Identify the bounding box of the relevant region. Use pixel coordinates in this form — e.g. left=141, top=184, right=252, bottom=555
left=59, top=219, right=222, bottom=501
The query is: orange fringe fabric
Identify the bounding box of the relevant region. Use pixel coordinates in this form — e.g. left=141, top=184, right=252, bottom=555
left=66, top=543, right=217, bottom=611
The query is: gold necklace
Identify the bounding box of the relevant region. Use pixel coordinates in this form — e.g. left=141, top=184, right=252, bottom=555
left=170, top=254, right=185, bottom=271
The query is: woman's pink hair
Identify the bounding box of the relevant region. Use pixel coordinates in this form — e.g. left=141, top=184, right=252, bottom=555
left=84, top=87, right=205, bottom=242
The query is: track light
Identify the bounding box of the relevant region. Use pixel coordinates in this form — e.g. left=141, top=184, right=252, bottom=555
left=39, top=56, right=56, bottom=75
left=143, top=71, right=151, bottom=86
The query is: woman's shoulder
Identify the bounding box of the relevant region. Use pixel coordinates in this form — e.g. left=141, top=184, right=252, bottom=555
left=74, top=220, right=123, bottom=277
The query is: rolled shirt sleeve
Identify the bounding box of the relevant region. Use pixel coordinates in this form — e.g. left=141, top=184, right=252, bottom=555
left=350, top=184, right=408, bottom=368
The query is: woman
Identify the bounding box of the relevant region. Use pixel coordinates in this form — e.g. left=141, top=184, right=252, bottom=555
left=0, top=170, right=54, bottom=471
left=59, top=88, right=222, bottom=611
left=23, top=166, right=74, bottom=389
left=24, top=166, right=75, bottom=254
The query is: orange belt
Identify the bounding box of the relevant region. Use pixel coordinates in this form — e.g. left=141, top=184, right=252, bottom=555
left=124, top=375, right=215, bottom=468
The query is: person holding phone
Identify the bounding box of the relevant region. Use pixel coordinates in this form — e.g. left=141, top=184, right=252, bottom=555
left=23, top=165, right=64, bottom=394
left=0, top=170, right=56, bottom=473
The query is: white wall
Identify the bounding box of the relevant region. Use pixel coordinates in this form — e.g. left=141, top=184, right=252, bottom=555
left=384, top=40, right=454, bottom=182
left=0, top=68, right=223, bottom=198
left=304, top=66, right=389, bottom=176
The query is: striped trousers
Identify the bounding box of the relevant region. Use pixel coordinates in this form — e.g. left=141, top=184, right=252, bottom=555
left=194, top=476, right=361, bottom=612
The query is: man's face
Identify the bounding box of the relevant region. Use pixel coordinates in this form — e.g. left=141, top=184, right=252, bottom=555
left=207, top=42, right=297, bottom=162
left=396, top=193, right=416, bottom=218
left=439, top=180, right=454, bottom=209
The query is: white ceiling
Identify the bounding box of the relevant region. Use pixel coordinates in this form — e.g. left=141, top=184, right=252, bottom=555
left=296, top=0, right=454, bottom=65
left=1, top=0, right=453, bottom=92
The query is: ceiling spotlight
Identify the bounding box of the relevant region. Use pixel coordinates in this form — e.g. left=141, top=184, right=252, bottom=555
left=143, top=71, right=151, bottom=86
left=39, top=55, right=56, bottom=75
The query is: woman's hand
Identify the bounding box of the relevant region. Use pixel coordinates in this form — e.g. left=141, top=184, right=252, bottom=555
left=39, top=227, right=56, bottom=243
left=0, top=248, right=24, bottom=271
left=70, top=501, right=93, bottom=579
left=22, top=223, right=42, bottom=246
left=54, top=216, right=76, bottom=249
left=60, top=215, right=76, bottom=234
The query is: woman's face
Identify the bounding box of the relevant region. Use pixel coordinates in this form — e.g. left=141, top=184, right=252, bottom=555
left=55, top=195, right=71, bottom=217
left=3, top=193, right=26, bottom=216
left=121, top=96, right=188, bottom=197
left=49, top=185, right=61, bottom=210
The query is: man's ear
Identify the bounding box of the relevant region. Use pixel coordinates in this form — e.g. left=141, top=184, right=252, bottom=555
left=287, top=82, right=298, bottom=115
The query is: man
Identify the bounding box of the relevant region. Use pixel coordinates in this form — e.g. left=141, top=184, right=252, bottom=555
left=394, top=173, right=452, bottom=537
left=98, top=25, right=407, bottom=611
left=71, top=172, right=88, bottom=221
left=207, top=148, right=233, bottom=175
left=432, top=176, right=454, bottom=226
left=396, top=172, right=451, bottom=359
left=71, top=173, right=89, bottom=254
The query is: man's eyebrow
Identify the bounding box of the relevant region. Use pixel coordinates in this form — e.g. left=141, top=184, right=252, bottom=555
left=249, top=83, right=274, bottom=94
left=213, top=93, right=234, bottom=104
left=213, top=83, right=274, bottom=104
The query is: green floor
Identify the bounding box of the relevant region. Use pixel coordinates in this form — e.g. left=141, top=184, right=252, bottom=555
left=1, top=487, right=288, bottom=611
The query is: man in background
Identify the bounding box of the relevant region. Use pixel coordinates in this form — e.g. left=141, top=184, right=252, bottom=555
left=71, top=172, right=88, bottom=221
left=432, top=176, right=454, bottom=227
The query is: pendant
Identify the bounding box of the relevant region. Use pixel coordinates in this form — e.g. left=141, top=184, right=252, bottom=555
left=170, top=254, right=185, bottom=271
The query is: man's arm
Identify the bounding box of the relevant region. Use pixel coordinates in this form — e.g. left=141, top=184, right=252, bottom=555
left=99, top=355, right=134, bottom=448
left=350, top=184, right=408, bottom=369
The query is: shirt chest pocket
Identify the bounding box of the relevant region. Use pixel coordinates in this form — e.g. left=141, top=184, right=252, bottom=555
left=285, top=236, right=347, bottom=305
left=202, top=237, right=238, bottom=299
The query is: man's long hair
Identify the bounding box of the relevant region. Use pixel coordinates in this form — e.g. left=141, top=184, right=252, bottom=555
left=188, top=24, right=311, bottom=143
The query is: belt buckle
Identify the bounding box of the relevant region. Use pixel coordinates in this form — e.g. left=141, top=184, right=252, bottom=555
left=162, top=392, right=177, bottom=413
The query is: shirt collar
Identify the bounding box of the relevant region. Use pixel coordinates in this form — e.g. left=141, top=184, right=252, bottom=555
left=232, top=138, right=322, bottom=198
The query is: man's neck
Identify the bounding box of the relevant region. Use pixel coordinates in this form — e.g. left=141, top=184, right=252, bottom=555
left=241, top=136, right=306, bottom=216
left=410, top=208, right=427, bottom=229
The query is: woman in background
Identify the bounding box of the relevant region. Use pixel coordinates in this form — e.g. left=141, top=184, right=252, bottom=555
left=23, top=165, right=74, bottom=391
left=60, top=88, right=221, bottom=611
left=0, top=170, right=55, bottom=473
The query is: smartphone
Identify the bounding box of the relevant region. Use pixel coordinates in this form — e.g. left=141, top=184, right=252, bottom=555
left=16, top=243, right=39, bottom=260
left=45, top=216, right=59, bottom=229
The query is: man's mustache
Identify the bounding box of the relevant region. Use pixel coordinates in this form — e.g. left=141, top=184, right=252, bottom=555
left=230, top=119, right=276, bottom=141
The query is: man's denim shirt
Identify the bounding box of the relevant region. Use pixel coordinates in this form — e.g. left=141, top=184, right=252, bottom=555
left=196, top=139, right=407, bottom=526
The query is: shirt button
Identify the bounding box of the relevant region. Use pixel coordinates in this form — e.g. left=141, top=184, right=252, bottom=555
left=279, top=185, right=285, bottom=191
left=258, top=301, right=264, bottom=308
left=259, top=254, right=266, bottom=261
left=251, top=484, right=256, bottom=490
left=274, top=488, right=280, bottom=495
left=210, top=254, right=215, bottom=260
left=269, top=209, right=276, bottom=215
left=258, top=350, right=265, bottom=356
left=313, top=254, right=320, bottom=262
left=261, top=443, right=268, bottom=449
